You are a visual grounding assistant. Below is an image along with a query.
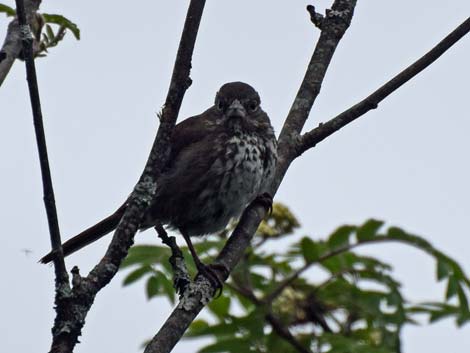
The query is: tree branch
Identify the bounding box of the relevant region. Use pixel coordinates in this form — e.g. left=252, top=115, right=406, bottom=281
left=266, top=313, right=313, bottom=353
left=298, top=16, right=470, bottom=155
left=143, top=2, right=358, bottom=352
left=0, top=0, right=41, bottom=86
left=274, top=0, right=356, bottom=189
left=229, top=278, right=313, bottom=353
left=229, top=280, right=313, bottom=353
left=154, top=224, right=191, bottom=295
left=14, top=0, right=68, bottom=284
left=265, top=233, right=446, bottom=304
left=47, top=1, right=207, bottom=352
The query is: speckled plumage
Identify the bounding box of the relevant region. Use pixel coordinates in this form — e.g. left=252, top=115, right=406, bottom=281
left=142, top=82, right=277, bottom=236
left=40, top=82, right=277, bottom=264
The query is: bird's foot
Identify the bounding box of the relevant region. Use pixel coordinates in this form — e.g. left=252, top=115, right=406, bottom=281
left=195, top=261, right=229, bottom=297
left=154, top=224, right=192, bottom=295
left=254, top=192, right=274, bottom=216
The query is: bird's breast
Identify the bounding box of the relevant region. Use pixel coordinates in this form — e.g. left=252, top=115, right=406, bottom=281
left=208, top=133, right=266, bottom=218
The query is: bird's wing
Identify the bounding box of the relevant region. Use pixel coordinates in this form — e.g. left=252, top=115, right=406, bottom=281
left=166, top=107, right=218, bottom=169
left=143, top=116, right=226, bottom=228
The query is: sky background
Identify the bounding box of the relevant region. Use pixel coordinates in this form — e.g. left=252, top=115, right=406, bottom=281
left=1, top=0, right=470, bottom=352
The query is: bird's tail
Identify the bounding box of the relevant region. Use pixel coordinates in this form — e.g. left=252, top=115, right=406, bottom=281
left=39, top=203, right=127, bottom=264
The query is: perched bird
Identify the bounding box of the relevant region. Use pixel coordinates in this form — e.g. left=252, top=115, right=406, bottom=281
left=41, top=82, right=277, bottom=285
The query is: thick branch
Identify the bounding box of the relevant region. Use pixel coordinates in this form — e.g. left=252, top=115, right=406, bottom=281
left=48, top=1, right=206, bottom=352
left=0, top=0, right=41, bottom=86
left=298, top=16, right=470, bottom=155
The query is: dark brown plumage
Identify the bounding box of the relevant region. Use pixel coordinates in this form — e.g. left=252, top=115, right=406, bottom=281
left=40, top=82, right=277, bottom=271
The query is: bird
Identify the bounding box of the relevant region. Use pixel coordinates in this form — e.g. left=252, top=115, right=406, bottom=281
left=40, top=81, right=278, bottom=286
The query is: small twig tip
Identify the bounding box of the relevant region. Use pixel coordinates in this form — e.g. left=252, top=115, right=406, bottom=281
left=306, top=4, right=325, bottom=30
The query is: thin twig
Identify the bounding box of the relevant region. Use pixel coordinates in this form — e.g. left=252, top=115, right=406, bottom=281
left=14, top=0, right=68, bottom=285
left=306, top=5, right=325, bottom=30
left=266, top=313, right=313, bottom=353
left=228, top=279, right=312, bottom=353
left=265, top=234, right=436, bottom=303
left=298, top=16, right=470, bottom=155
left=229, top=268, right=263, bottom=305
left=272, top=0, right=356, bottom=192
left=265, top=240, right=379, bottom=303
left=225, top=282, right=262, bottom=305
left=47, top=1, right=207, bottom=352
left=154, top=224, right=191, bottom=295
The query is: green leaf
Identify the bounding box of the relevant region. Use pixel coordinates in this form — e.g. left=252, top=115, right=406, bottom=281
left=446, top=276, right=459, bottom=300
left=199, top=338, right=252, bottom=353
left=45, top=24, right=54, bottom=41
left=457, top=285, right=470, bottom=314
left=437, top=259, right=451, bottom=281
left=122, top=245, right=170, bottom=268
left=208, top=295, right=231, bottom=319
left=0, top=4, right=15, bottom=17
left=194, top=239, right=224, bottom=255
left=157, top=271, right=176, bottom=303
left=233, top=291, right=255, bottom=311
left=457, top=312, right=470, bottom=326
left=42, top=13, right=81, bottom=39
left=328, top=225, right=355, bottom=249
left=430, top=308, right=457, bottom=323
left=146, top=276, right=160, bottom=299
left=386, top=290, right=403, bottom=307
left=122, top=265, right=152, bottom=286
left=41, top=32, right=49, bottom=46
left=234, top=308, right=266, bottom=338
left=266, top=332, right=296, bottom=353
left=186, top=319, right=210, bottom=336
left=185, top=320, right=238, bottom=338
left=300, top=237, right=320, bottom=263
left=357, top=219, right=384, bottom=241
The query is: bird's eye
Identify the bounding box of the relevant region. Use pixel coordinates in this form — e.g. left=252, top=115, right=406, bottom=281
left=248, top=100, right=258, bottom=112
left=217, top=99, right=225, bottom=111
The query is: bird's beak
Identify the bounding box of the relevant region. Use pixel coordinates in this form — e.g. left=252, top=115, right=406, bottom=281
left=226, top=99, right=246, bottom=119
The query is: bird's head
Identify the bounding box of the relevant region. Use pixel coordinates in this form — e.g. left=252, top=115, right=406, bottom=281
left=214, top=82, right=271, bottom=133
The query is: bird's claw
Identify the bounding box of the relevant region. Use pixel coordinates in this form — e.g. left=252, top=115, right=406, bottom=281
left=254, top=192, right=274, bottom=217
left=196, top=262, right=229, bottom=298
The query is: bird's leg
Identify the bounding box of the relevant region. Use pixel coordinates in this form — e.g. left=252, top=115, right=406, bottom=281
left=179, top=228, right=228, bottom=296
left=154, top=223, right=190, bottom=295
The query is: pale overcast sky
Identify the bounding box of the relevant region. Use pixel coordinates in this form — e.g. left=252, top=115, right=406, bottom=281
left=1, top=1, right=469, bottom=352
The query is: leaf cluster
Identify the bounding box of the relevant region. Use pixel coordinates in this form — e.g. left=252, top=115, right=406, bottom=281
left=121, top=204, right=470, bottom=353
left=0, top=3, right=79, bottom=57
